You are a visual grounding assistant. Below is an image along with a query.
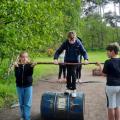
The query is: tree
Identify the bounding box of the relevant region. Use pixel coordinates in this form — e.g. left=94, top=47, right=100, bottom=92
left=0, top=0, right=82, bottom=77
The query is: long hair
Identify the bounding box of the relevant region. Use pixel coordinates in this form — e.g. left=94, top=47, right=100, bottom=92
left=17, top=51, right=31, bottom=64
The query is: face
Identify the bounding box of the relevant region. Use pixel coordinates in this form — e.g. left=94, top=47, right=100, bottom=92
left=107, top=50, right=114, bottom=58
left=20, top=53, right=29, bottom=63
left=68, top=37, right=76, bottom=44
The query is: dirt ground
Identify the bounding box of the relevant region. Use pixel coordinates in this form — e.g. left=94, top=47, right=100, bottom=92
left=0, top=68, right=107, bottom=120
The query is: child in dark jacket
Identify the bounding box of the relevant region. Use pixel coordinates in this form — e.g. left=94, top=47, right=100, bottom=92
left=14, top=51, right=36, bottom=120
left=54, top=31, right=88, bottom=97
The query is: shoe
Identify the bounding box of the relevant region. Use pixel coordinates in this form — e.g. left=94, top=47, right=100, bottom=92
left=72, top=90, right=77, bottom=97
left=64, top=89, right=71, bottom=95
left=78, top=79, right=82, bottom=83
left=76, top=79, right=79, bottom=83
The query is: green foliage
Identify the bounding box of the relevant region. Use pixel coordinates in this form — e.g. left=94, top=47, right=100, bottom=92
left=0, top=97, right=4, bottom=108
left=0, top=84, right=17, bottom=107
left=0, top=0, right=82, bottom=56
left=0, top=0, right=120, bottom=58
left=0, top=0, right=82, bottom=75
left=78, top=14, right=120, bottom=49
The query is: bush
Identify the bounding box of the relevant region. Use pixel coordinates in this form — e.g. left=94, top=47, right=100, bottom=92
left=47, top=48, right=54, bottom=57
left=0, top=84, right=17, bottom=108
left=0, top=97, right=5, bottom=108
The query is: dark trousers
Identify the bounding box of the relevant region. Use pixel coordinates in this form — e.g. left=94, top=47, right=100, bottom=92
left=58, top=65, right=66, bottom=79
left=76, top=65, right=82, bottom=79
left=66, top=65, right=77, bottom=90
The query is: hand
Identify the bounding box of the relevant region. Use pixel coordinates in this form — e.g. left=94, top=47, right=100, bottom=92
left=95, top=62, right=103, bottom=74
left=31, top=62, right=37, bottom=67
left=14, top=62, right=18, bottom=67
left=96, top=62, right=101, bottom=66
left=84, top=60, right=89, bottom=65
left=54, top=59, right=58, bottom=64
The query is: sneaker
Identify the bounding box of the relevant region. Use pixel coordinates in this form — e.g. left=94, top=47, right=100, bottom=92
left=72, top=90, right=77, bottom=97
left=78, top=79, right=82, bottom=83
left=76, top=79, right=79, bottom=83
left=64, top=89, right=71, bottom=95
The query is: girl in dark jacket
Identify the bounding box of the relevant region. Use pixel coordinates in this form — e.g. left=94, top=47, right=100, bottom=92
left=14, top=52, right=36, bottom=120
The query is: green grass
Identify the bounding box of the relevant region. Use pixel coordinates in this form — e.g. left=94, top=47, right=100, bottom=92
left=0, top=84, right=17, bottom=108
left=88, top=51, right=107, bottom=62
left=83, top=51, right=108, bottom=69
left=0, top=51, right=108, bottom=108
left=33, top=57, right=58, bottom=82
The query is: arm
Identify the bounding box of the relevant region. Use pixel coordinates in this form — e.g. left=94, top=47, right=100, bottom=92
left=31, top=62, right=37, bottom=67
left=54, top=42, right=66, bottom=63
left=78, top=41, right=88, bottom=61
left=96, top=62, right=106, bottom=76
left=14, top=63, right=19, bottom=77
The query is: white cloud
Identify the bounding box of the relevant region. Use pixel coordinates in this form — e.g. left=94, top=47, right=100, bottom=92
left=104, top=2, right=119, bottom=15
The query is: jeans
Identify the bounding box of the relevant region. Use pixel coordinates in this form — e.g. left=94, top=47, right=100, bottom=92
left=66, top=65, right=77, bottom=90
left=17, top=86, right=32, bottom=120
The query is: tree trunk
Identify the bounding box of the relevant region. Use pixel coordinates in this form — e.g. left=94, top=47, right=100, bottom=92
left=99, top=3, right=104, bottom=49
left=114, top=2, right=119, bottom=41
left=119, top=1, right=120, bottom=15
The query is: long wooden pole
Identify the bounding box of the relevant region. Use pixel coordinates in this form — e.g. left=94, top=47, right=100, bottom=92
left=36, top=62, right=104, bottom=65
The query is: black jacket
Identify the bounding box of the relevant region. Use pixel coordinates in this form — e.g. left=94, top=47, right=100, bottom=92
left=15, top=63, right=33, bottom=87
left=54, top=39, right=88, bottom=62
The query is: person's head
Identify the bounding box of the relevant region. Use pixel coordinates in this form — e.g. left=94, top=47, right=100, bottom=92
left=18, top=51, right=30, bottom=64
left=67, top=31, right=77, bottom=44
left=106, top=42, right=120, bottom=58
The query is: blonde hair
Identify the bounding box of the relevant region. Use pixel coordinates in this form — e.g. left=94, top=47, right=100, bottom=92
left=17, top=51, right=31, bottom=64
left=67, top=31, right=77, bottom=38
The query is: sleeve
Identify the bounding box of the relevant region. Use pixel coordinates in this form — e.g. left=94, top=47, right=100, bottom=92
left=14, top=67, right=19, bottom=77
left=54, top=41, right=66, bottom=60
left=102, top=60, right=108, bottom=74
left=78, top=41, right=88, bottom=60
left=28, top=64, right=34, bottom=75
left=77, top=37, right=83, bottom=43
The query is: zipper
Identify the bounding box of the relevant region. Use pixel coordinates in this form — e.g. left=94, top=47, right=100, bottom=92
left=22, top=64, right=25, bottom=87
